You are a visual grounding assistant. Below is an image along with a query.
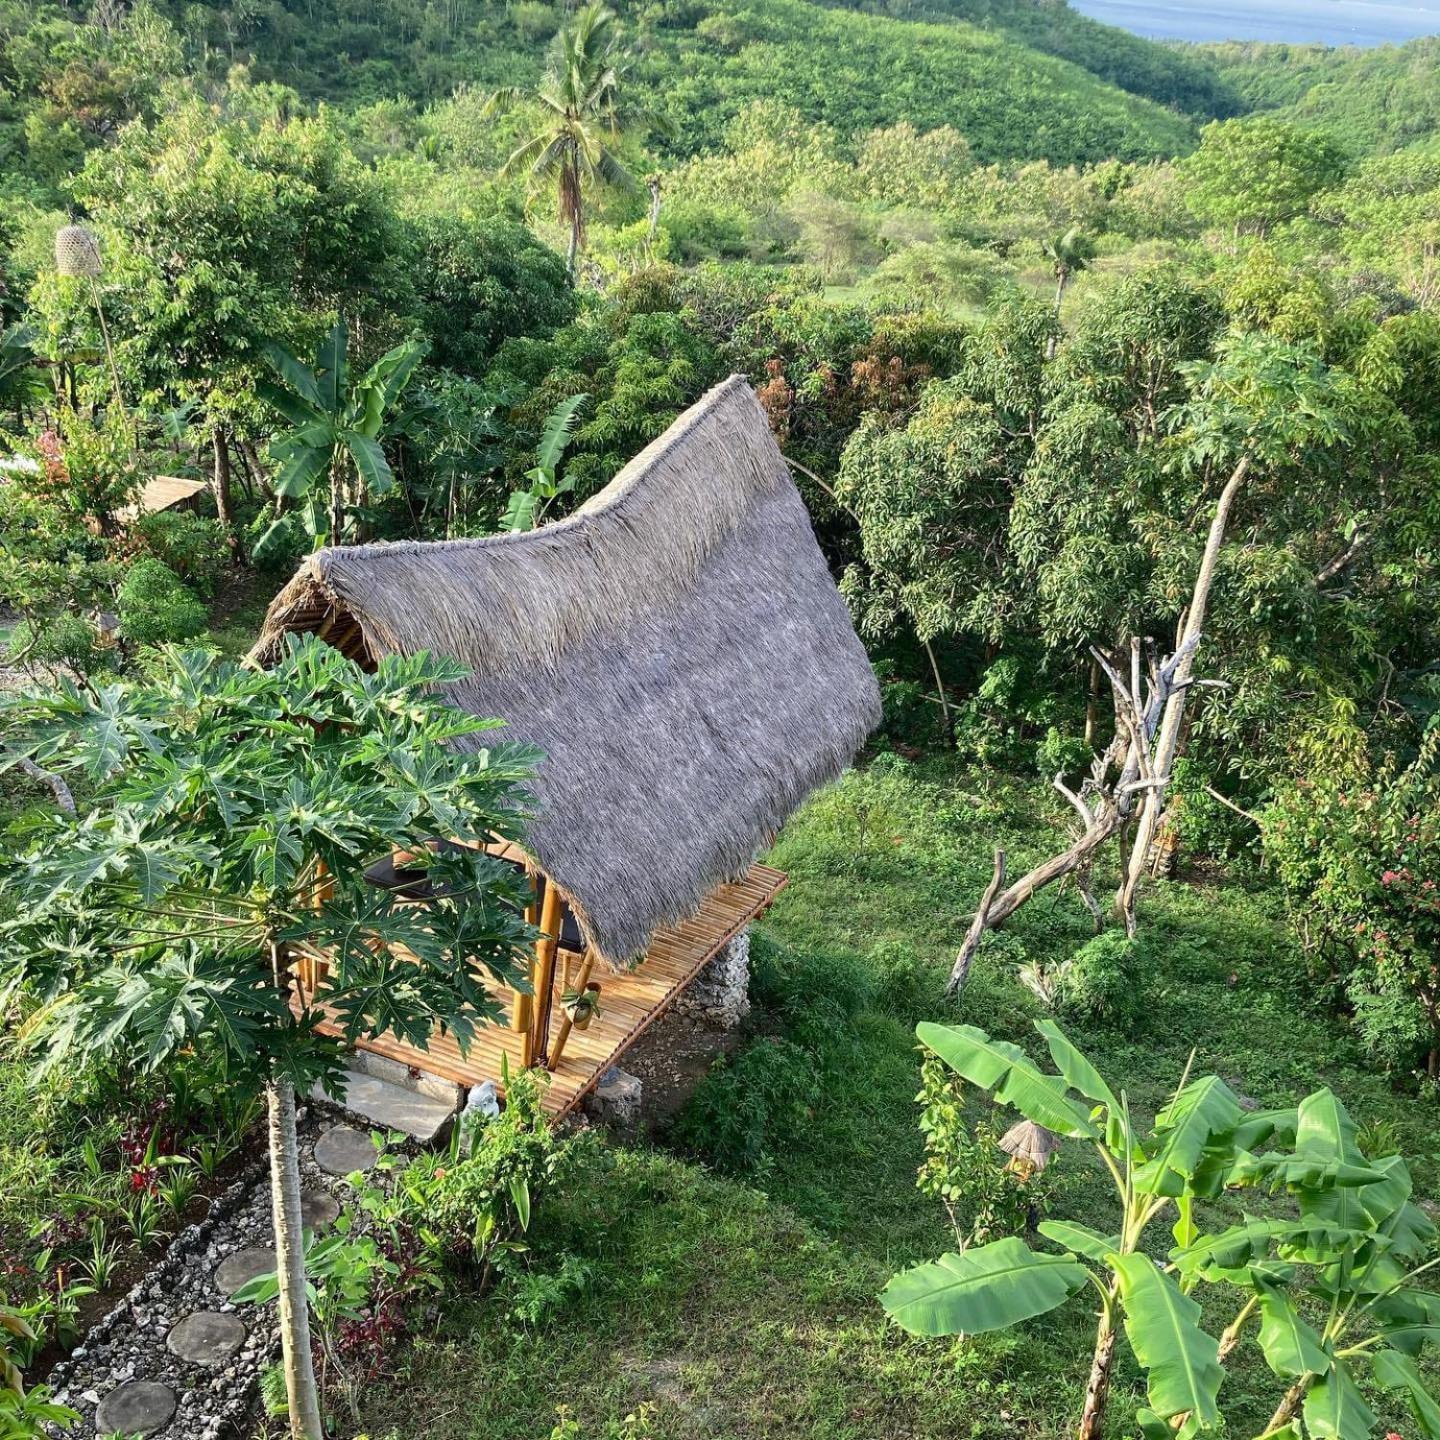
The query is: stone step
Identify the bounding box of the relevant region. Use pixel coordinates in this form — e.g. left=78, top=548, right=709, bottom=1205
left=310, top=1067, right=459, bottom=1143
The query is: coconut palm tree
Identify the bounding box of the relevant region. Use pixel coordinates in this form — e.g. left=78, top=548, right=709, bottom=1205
left=1043, top=227, right=1096, bottom=357
left=485, top=3, right=640, bottom=276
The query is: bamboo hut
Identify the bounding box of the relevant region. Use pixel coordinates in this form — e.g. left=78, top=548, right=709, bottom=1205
left=252, top=375, right=881, bottom=1114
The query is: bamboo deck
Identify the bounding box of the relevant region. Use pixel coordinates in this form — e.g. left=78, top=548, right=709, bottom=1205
left=306, top=863, right=787, bottom=1117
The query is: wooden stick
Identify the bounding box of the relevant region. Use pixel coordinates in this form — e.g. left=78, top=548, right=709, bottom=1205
left=547, top=948, right=598, bottom=1072
left=530, top=882, right=563, bottom=1067
left=946, top=848, right=1006, bottom=996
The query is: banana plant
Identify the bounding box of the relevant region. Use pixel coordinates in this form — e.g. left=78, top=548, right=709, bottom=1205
left=501, top=392, right=588, bottom=533
left=882, top=1021, right=1440, bottom=1440
left=255, top=319, right=427, bottom=554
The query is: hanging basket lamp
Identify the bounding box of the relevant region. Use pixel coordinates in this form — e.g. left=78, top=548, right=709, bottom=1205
left=55, top=223, right=103, bottom=278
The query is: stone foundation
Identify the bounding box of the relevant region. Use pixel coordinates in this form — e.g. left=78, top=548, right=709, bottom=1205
left=583, top=1067, right=643, bottom=1130
left=676, top=927, right=751, bottom=1029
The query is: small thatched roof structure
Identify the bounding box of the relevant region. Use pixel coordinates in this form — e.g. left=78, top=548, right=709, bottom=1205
left=118, top=474, right=209, bottom=524
left=999, top=1120, right=1062, bottom=1172
left=253, top=375, right=881, bottom=967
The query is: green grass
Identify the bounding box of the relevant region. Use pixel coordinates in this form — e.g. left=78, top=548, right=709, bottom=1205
left=352, top=753, right=1440, bottom=1439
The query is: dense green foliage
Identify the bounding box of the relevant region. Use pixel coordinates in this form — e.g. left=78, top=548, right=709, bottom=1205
left=4, top=2, right=1440, bottom=1436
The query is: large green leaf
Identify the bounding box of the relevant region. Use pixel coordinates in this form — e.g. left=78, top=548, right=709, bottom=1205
left=533, top=391, right=588, bottom=477
left=1256, top=1286, right=1328, bottom=1378
left=1373, top=1350, right=1440, bottom=1439
left=1112, top=1253, right=1223, bottom=1426
left=1034, top=1019, right=1118, bottom=1112
left=916, top=1023, right=1098, bottom=1139
left=1134, top=1075, right=1243, bottom=1196
left=262, top=341, right=322, bottom=409
left=272, top=430, right=334, bottom=499
left=880, top=1235, right=1089, bottom=1338
left=1303, top=1363, right=1377, bottom=1439
left=315, top=319, right=348, bottom=413
left=361, top=338, right=428, bottom=418
left=345, top=432, right=394, bottom=497
left=1296, top=1089, right=1363, bottom=1164
left=1038, top=1219, right=1120, bottom=1264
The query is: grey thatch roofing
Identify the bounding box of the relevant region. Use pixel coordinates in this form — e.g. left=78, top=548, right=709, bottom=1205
left=254, top=375, right=881, bottom=968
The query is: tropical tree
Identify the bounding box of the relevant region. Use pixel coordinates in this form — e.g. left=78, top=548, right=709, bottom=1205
left=485, top=3, right=641, bottom=276
left=256, top=320, right=427, bottom=553
left=1042, top=227, right=1095, bottom=356
left=883, top=1020, right=1440, bottom=1440
left=0, top=638, right=538, bottom=1439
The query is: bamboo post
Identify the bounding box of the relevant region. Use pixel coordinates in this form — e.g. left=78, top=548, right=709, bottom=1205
left=530, top=882, right=563, bottom=1067
left=511, top=869, right=538, bottom=1054
left=546, top=948, right=597, bottom=1073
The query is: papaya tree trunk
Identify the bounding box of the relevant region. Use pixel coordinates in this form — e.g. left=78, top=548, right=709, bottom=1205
left=266, top=1077, right=324, bottom=1440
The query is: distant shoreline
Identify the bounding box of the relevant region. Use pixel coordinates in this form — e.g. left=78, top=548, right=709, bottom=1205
left=1069, top=0, right=1440, bottom=48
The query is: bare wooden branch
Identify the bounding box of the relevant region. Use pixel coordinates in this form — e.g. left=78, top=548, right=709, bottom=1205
left=947, top=848, right=1006, bottom=996
left=6, top=750, right=76, bottom=814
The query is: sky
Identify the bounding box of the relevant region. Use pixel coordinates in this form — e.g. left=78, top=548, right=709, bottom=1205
left=1069, top=0, right=1440, bottom=46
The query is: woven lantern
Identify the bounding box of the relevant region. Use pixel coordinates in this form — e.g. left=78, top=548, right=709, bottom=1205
left=55, top=223, right=103, bottom=278
left=999, top=1119, right=1061, bottom=1180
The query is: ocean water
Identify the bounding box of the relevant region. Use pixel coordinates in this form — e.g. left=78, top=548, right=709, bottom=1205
left=1069, top=0, right=1440, bottom=46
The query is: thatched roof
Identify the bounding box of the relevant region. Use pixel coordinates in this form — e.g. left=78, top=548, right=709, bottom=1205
left=253, top=375, right=880, bottom=968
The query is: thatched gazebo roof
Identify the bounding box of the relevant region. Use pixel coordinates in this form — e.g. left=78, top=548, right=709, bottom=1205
left=253, top=375, right=881, bottom=968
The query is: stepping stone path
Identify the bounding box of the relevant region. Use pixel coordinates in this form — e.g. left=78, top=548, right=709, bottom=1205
left=314, top=1122, right=381, bottom=1175
left=166, top=1313, right=245, bottom=1366
left=301, top=1187, right=341, bottom=1230
left=213, top=1246, right=276, bottom=1298
left=94, top=1379, right=176, bottom=1436
left=46, top=1109, right=377, bottom=1439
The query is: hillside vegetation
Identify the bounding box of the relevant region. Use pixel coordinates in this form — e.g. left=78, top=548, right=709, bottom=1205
left=1202, top=35, right=1440, bottom=152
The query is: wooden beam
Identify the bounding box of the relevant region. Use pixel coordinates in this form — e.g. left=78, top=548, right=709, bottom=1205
left=546, top=948, right=597, bottom=1072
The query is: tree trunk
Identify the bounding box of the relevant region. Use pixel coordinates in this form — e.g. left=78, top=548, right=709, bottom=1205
left=1077, top=1289, right=1118, bottom=1440
left=1046, top=271, right=1067, bottom=360
left=1118, top=454, right=1250, bottom=931
left=923, top=638, right=952, bottom=742
left=266, top=1078, right=325, bottom=1440
left=1083, top=655, right=1101, bottom=749
left=647, top=177, right=662, bottom=245
left=212, top=428, right=235, bottom=539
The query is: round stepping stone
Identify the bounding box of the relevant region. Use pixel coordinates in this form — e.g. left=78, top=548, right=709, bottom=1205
left=214, top=1245, right=276, bottom=1297
left=314, top=1124, right=379, bottom=1175
left=301, top=1188, right=340, bottom=1231
left=96, top=1379, right=176, bottom=1436
left=166, top=1310, right=246, bottom=1366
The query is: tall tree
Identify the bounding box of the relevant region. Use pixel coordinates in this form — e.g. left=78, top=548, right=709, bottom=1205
left=485, top=3, right=641, bottom=276
left=1, top=639, right=537, bottom=1439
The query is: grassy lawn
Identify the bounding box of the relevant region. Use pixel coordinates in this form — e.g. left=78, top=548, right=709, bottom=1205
left=353, top=754, right=1440, bottom=1440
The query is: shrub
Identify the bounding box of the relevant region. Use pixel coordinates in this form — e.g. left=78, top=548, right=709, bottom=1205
left=115, top=558, right=207, bottom=646
left=915, top=1053, right=1053, bottom=1246
left=1054, top=930, right=1144, bottom=1029
left=671, top=1035, right=822, bottom=1176
left=396, top=1068, right=577, bottom=1271
left=128, top=511, right=228, bottom=596
left=1265, top=736, right=1440, bottom=1078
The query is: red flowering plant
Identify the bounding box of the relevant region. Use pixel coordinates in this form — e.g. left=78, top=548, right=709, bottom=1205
left=1266, top=728, right=1440, bottom=1078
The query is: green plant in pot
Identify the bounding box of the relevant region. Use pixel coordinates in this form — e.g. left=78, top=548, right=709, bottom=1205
left=562, top=983, right=602, bottom=1030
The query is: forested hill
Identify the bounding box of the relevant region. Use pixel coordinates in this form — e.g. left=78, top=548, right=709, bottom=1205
left=1200, top=36, right=1440, bottom=153
left=6, top=0, right=1209, bottom=166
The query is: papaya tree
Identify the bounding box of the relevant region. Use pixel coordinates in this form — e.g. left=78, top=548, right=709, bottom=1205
left=883, top=1020, right=1440, bottom=1439
left=0, top=637, right=537, bottom=1439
